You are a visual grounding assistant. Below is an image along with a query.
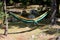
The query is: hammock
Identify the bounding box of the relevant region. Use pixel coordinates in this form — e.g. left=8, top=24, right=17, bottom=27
left=9, top=11, right=48, bottom=24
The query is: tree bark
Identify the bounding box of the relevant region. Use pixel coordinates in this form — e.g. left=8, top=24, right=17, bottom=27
left=56, top=0, right=59, bottom=17
left=3, top=0, right=8, bottom=36
left=51, top=0, right=57, bottom=25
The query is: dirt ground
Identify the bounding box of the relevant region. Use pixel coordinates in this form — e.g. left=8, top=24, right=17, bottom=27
left=0, top=25, right=60, bottom=40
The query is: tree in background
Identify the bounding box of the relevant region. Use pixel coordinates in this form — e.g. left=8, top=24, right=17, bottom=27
left=21, top=0, right=28, bottom=8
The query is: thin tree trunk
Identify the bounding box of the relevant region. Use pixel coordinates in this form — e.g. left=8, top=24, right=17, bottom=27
left=50, top=0, right=57, bottom=25
left=56, top=0, right=59, bottom=17
left=3, top=0, right=8, bottom=36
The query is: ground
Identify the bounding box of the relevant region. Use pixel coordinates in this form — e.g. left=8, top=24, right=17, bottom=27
left=0, top=23, right=60, bottom=40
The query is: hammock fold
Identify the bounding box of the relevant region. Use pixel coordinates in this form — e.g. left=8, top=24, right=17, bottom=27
left=9, top=11, right=48, bottom=24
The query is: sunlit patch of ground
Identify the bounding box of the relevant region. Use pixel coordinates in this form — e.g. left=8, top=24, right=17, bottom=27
left=0, top=25, right=60, bottom=40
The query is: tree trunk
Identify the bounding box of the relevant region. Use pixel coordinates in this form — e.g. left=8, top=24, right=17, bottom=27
left=3, top=0, right=8, bottom=36
left=51, top=0, right=57, bottom=25
left=56, top=0, right=59, bottom=17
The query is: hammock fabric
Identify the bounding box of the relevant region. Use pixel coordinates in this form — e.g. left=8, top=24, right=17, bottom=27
left=9, top=11, right=48, bottom=24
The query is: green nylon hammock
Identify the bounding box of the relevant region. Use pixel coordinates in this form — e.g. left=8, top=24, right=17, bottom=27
left=9, top=11, right=48, bottom=24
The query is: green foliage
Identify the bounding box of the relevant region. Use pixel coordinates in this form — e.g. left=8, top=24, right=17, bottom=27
left=0, top=2, right=4, bottom=20
left=9, top=0, right=14, bottom=4
left=0, top=2, right=3, bottom=11
left=0, top=11, right=4, bottom=20
left=21, top=0, right=27, bottom=5
left=0, top=2, right=2, bottom=6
